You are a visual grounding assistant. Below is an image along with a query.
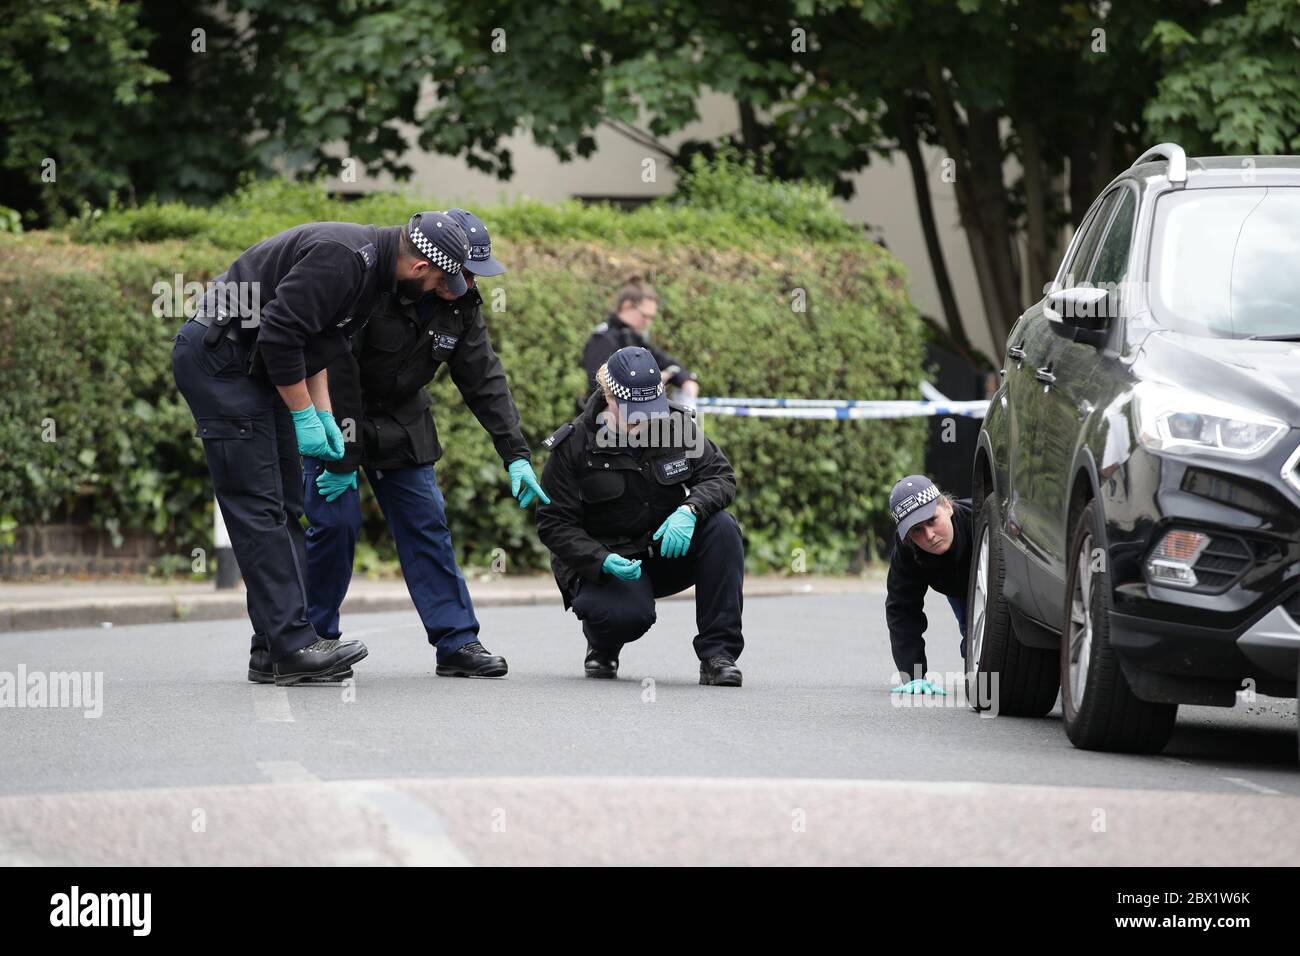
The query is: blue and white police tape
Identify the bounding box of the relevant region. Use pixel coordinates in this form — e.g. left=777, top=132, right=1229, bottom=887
left=693, top=397, right=989, bottom=420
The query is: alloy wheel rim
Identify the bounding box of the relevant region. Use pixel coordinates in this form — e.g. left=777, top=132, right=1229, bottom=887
left=1069, top=531, right=1094, bottom=706
left=971, top=527, right=989, bottom=670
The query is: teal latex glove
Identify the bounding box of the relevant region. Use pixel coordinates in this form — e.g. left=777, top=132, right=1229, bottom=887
left=652, top=505, right=697, bottom=559
left=316, top=468, right=357, bottom=502
left=891, top=678, right=948, bottom=696
left=507, top=458, right=551, bottom=509
left=290, top=404, right=342, bottom=460
left=317, top=410, right=345, bottom=459
left=602, top=553, right=642, bottom=581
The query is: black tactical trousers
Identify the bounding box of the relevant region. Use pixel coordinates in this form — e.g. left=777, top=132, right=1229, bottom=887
left=570, top=511, right=745, bottom=661
left=172, top=320, right=318, bottom=661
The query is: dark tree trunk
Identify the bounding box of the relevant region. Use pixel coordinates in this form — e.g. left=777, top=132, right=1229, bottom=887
left=898, top=97, right=975, bottom=359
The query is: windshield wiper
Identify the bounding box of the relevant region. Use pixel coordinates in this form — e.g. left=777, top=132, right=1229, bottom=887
left=1246, top=333, right=1300, bottom=342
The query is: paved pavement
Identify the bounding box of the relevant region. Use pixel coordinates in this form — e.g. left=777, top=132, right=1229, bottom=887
left=1, top=591, right=1296, bottom=865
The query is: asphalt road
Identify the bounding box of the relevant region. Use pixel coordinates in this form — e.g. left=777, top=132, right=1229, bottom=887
left=1, top=591, right=1297, bottom=865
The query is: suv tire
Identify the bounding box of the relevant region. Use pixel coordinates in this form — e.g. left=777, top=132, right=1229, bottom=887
left=1061, top=501, right=1177, bottom=753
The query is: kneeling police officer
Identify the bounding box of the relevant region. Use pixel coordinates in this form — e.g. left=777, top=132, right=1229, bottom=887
left=885, top=474, right=973, bottom=695
left=535, top=346, right=745, bottom=685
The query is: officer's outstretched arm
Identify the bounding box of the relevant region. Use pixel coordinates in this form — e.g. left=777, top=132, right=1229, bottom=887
left=448, top=312, right=529, bottom=465
left=885, top=547, right=931, bottom=680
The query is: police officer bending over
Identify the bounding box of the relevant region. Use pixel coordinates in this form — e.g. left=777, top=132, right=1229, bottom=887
left=172, top=211, right=471, bottom=684
left=885, top=475, right=973, bottom=696
left=582, top=277, right=700, bottom=405
left=305, top=209, right=547, bottom=678
left=536, top=346, right=744, bottom=685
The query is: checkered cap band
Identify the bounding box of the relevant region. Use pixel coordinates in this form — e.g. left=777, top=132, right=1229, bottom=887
left=892, top=483, right=939, bottom=523
left=599, top=366, right=664, bottom=403
left=408, top=218, right=462, bottom=275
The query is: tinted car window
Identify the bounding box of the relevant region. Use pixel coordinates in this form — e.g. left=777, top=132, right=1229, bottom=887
left=1060, top=191, right=1118, bottom=288
left=1088, top=188, right=1137, bottom=287
left=1149, top=186, right=1300, bottom=338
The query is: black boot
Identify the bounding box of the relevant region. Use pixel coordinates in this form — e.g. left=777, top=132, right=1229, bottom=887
left=273, top=638, right=368, bottom=686
left=584, top=643, right=620, bottom=679
left=436, top=642, right=508, bottom=678
left=248, top=644, right=354, bottom=684
left=700, top=656, right=742, bottom=687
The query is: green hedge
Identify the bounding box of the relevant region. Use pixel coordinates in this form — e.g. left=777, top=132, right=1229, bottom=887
left=0, top=158, right=926, bottom=574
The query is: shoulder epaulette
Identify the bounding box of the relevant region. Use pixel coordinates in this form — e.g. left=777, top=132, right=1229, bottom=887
left=355, top=242, right=378, bottom=271
left=542, top=422, right=576, bottom=450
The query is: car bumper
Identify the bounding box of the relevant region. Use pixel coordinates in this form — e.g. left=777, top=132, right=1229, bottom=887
left=1102, top=444, right=1300, bottom=702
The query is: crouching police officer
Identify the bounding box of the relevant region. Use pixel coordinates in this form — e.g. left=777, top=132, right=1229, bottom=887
left=885, top=475, right=973, bottom=695
left=536, top=346, right=744, bottom=685
left=303, top=209, right=547, bottom=677
left=172, top=211, right=472, bottom=684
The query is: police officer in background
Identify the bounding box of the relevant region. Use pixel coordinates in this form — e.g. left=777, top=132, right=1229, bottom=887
left=172, top=212, right=472, bottom=685
left=581, top=277, right=700, bottom=404
left=304, top=208, right=547, bottom=678
left=536, top=346, right=744, bottom=685
left=885, top=475, right=973, bottom=696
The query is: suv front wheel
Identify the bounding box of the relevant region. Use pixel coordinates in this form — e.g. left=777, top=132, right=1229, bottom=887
left=1061, top=501, right=1177, bottom=753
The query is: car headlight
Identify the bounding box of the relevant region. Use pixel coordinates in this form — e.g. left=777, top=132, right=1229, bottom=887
left=1132, top=381, right=1285, bottom=456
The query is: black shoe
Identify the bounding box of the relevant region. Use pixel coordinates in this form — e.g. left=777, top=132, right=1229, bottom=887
left=435, top=642, right=508, bottom=678
left=248, top=645, right=354, bottom=684
left=584, top=644, right=620, bottom=679
left=700, top=656, right=743, bottom=687
left=272, top=638, right=368, bottom=686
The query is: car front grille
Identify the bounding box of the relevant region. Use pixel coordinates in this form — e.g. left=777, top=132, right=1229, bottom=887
left=1189, top=536, right=1252, bottom=591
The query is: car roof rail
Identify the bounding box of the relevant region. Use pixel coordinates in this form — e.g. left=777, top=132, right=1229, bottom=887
left=1131, top=143, right=1187, bottom=183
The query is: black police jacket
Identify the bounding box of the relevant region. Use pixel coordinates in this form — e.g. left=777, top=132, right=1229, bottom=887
left=535, top=390, right=737, bottom=605
left=324, top=285, right=529, bottom=473
left=885, top=498, right=973, bottom=677
left=215, top=222, right=398, bottom=386
left=581, top=314, right=697, bottom=396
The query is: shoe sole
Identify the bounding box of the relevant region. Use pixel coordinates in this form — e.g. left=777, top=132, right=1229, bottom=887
left=249, top=666, right=352, bottom=685
left=435, top=664, right=508, bottom=678
left=585, top=669, right=618, bottom=679
left=700, top=674, right=743, bottom=687
left=274, top=645, right=369, bottom=686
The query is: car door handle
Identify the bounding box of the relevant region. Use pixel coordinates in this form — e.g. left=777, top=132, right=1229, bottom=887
left=1008, top=345, right=1026, bottom=361
left=1034, top=366, right=1056, bottom=385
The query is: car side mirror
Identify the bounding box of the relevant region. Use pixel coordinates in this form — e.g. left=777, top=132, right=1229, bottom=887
left=1045, top=286, right=1113, bottom=347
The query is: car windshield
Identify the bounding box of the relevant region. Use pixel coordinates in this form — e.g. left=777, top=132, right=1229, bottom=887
left=1148, top=186, right=1300, bottom=338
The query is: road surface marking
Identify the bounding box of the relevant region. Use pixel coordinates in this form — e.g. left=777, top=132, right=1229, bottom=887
left=1222, top=776, right=1280, bottom=796
left=256, top=760, right=319, bottom=784
left=251, top=687, right=295, bottom=723
left=328, top=781, right=472, bottom=867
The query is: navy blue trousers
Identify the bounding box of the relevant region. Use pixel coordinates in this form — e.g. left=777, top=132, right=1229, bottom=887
left=171, top=320, right=318, bottom=662
left=302, top=459, right=479, bottom=661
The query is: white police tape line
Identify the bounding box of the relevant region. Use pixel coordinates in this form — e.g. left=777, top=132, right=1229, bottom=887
left=695, top=398, right=989, bottom=420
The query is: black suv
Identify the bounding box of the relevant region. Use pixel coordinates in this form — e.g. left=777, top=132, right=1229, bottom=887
left=969, top=143, right=1300, bottom=754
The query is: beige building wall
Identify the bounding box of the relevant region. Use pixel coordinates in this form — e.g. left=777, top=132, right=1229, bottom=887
left=326, top=92, right=997, bottom=363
